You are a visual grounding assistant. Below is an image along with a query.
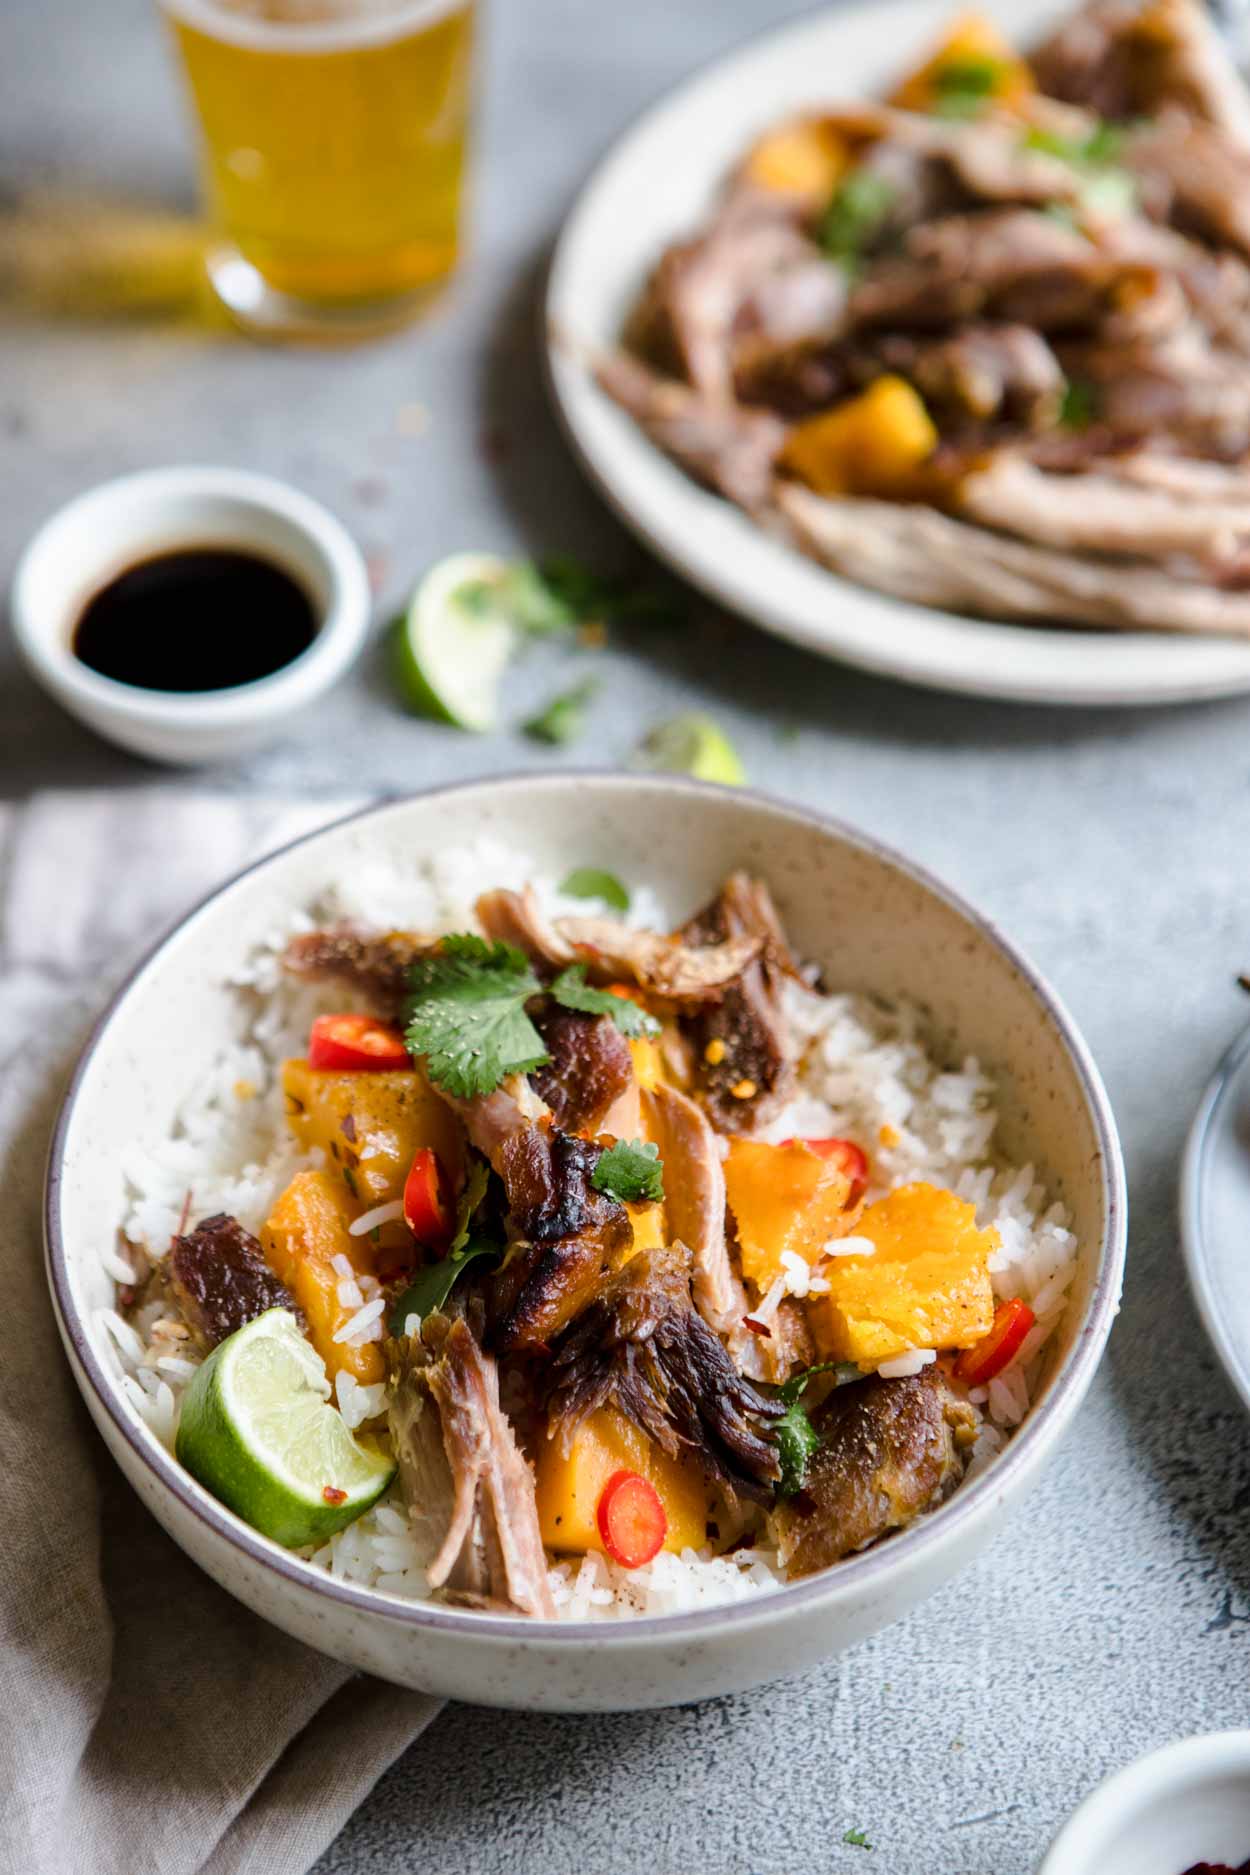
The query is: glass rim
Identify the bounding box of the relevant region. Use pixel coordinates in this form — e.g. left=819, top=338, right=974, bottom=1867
left=159, top=0, right=466, bottom=53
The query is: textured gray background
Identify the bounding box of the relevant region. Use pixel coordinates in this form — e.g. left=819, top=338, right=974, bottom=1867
left=4, top=1, right=1250, bottom=1870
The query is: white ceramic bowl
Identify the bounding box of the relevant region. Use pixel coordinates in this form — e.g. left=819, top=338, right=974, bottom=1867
left=1038, top=1734, right=1250, bottom=1875
left=45, top=775, right=1126, bottom=1710
left=9, top=466, right=370, bottom=765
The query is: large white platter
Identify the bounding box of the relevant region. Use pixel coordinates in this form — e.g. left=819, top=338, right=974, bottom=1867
left=545, top=0, right=1250, bottom=707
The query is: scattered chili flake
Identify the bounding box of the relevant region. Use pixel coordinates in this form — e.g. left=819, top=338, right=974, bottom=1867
left=340, top=1112, right=358, bottom=1143
left=742, top=1314, right=772, bottom=1338
left=322, top=1485, right=348, bottom=1505
left=878, top=1123, right=899, bottom=1148
left=730, top=1078, right=757, bottom=1100
left=704, top=1038, right=727, bottom=1066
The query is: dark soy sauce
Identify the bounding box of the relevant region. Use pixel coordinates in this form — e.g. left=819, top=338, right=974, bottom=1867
left=73, top=547, right=318, bottom=693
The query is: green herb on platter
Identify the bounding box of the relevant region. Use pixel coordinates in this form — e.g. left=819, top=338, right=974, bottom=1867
left=818, top=170, right=897, bottom=271
left=931, top=54, right=1003, bottom=116
left=774, top=1360, right=864, bottom=1497
left=591, top=1138, right=665, bottom=1205
left=843, top=1827, right=874, bottom=1850
left=1059, top=376, right=1098, bottom=431
left=388, top=1237, right=502, bottom=1333
left=405, top=936, right=547, bottom=1098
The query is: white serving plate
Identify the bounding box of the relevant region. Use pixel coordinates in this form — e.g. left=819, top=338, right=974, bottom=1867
left=46, top=775, right=1125, bottom=1710
left=545, top=0, right=1250, bottom=708
left=1181, top=1021, right=1250, bottom=1413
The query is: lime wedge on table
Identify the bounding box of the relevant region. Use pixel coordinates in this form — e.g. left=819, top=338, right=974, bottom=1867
left=636, top=712, right=746, bottom=786
left=175, top=1309, right=394, bottom=1549
left=393, top=551, right=515, bottom=731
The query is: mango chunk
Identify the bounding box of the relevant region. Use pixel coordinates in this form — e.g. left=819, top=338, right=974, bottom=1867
left=743, top=118, right=849, bottom=202
left=628, top=1201, right=667, bottom=1254
left=261, top=1169, right=384, bottom=1385
left=808, top=1182, right=997, bottom=1365
left=282, top=1060, right=465, bottom=1207
left=724, top=1139, right=858, bottom=1292
left=779, top=377, right=939, bottom=498
left=535, top=1408, right=712, bottom=1556
left=889, top=11, right=1034, bottom=113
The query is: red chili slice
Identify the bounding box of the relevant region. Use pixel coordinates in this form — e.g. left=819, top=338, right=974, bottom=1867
left=308, top=1013, right=410, bottom=1072
left=780, top=1136, right=869, bottom=1202
left=596, top=1470, right=667, bottom=1569
left=955, top=1297, right=1036, bottom=1387
left=403, top=1147, right=454, bottom=1246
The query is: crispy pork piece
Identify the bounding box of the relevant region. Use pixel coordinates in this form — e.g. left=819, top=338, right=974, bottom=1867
left=628, top=200, right=845, bottom=399
left=531, top=1006, right=634, bottom=1136
left=543, top=1242, right=782, bottom=1500
left=777, top=482, right=1250, bottom=633
left=824, top=103, right=1094, bottom=209
left=1098, top=217, right=1250, bottom=355
left=1058, top=328, right=1250, bottom=458
left=738, top=323, right=1066, bottom=428
left=166, top=1213, right=299, bottom=1350
left=639, top=1082, right=752, bottom=1343
left=773, top=1369, right=979, bottom=1574
left=1031, top=0, right=1250, bottom=145
left=679, top=873, right=798, bottom=1133
left=386, top=1313, right=555, bottom=1616
left=491, top=1129, right=633, bottom=1351
left=1126, top=114, right=1250, bottom=260
left=282, top=926, right=428, bottom=1018
left=475, top=885, right=576, bottom=973
left=595, top=352, right=786, bottom=511
left=848, top=208, right=1166, bottom=336
left=956, top=452, right=1250, bottom=561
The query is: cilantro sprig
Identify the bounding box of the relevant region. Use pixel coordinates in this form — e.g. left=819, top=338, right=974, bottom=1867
left=843, top=1826, right=874, bottom=1850
left=818, top=170, right=897, bottom=273
left=931, top=54, right=1004, bottom=117
left=405, top=936, right=547, bottom=1098
left=523, top=678, right=598, bottom=746
left=551, top=965, right=661, bottom=1039
left=591, top=1139, right=665, bottom=1205
left=775, top=1359, right=863, bottom=1497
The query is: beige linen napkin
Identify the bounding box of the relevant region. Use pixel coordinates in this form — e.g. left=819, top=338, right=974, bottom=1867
left=0, top=790, right=443, bottom=1875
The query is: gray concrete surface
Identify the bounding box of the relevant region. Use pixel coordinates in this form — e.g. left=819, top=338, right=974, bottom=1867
left=5, top=1, right=1250, bottom=1870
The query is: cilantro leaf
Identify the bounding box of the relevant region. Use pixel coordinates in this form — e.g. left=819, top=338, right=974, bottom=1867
left=843, top=1827, right=873, bottom=1849
left=931, top=54, right=1002, bottom=117
left=551, top=965, right=661, bottom=1039
left=388, top=1236, right=502, bottom=1333
left=775, top=1360, right=864, bottom=1496
left=522, top=677, right=598, bottom=746
left=591, top=1138, right=665, bottom=1205
left=405, top=935, right=548, bottom=1098
left=1059, top=376, right=1097, bottom=431
left=559, top=866, right=631, bottom=913
left=818, top=170, right=897, bottom=271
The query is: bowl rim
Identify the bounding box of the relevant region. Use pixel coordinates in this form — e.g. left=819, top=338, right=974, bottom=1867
left=1036, top=1730, right=1250, bottom=1874
left=45, top=772, right=1127, bottom=1645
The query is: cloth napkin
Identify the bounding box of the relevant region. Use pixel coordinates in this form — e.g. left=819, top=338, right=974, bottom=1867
left=0, top=790, right=443, bottom=1875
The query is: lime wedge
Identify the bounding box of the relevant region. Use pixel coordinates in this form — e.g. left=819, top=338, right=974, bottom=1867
left=636, top=713, right=746, bottom=786
left=393, top=552, right=516, bottom=731
left=175, top=1309, right=395, bottom=1549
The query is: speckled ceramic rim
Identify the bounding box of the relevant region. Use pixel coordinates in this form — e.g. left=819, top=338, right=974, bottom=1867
left=1179, top=1021, right=1250, bottom=1415
left=1035, top=1731, right=1250, bottom=1874
left=45, top=774, right=1127, bottom=1647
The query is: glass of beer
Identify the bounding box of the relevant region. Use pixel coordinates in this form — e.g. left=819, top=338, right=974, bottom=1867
left=160, top=0, right=476, bottom=337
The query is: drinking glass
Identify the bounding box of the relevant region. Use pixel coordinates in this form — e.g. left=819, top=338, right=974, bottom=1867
left=161, top=0, right=476, bottom=337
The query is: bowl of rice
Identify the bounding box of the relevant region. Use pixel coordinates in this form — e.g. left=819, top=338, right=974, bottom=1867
left=45, top=774, right=1125, bottom=1711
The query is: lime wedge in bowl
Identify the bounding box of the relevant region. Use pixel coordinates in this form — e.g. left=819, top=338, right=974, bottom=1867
left=636, top=712, right=746, bottom=786
left=175, top=1309, right=395, bottom=1548
left=393, top=551, right=516, bottom=731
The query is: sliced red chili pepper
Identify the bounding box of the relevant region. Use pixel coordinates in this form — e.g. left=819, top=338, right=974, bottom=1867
left=780, top=1136, right=869, bottom=1202
left=402, top=1147, right=454, bottom=1246
left=308, top=1013, right=410, bottom=1072
left=955, top=1297, right=1036, bottom=1387
left=597, top=1469, right=667, bottom=1569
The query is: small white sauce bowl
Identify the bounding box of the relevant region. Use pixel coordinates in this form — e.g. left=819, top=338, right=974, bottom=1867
left=9, top=466, right=371, bottom=766
left=1038, top=1734, right=1250, bottom=1875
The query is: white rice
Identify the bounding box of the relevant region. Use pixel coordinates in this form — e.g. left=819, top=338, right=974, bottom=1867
left=99, top=841, right=1079, bottom=1619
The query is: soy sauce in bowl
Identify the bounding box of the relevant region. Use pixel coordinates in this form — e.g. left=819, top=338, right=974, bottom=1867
left=73, top=546, right=318, bottom=693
